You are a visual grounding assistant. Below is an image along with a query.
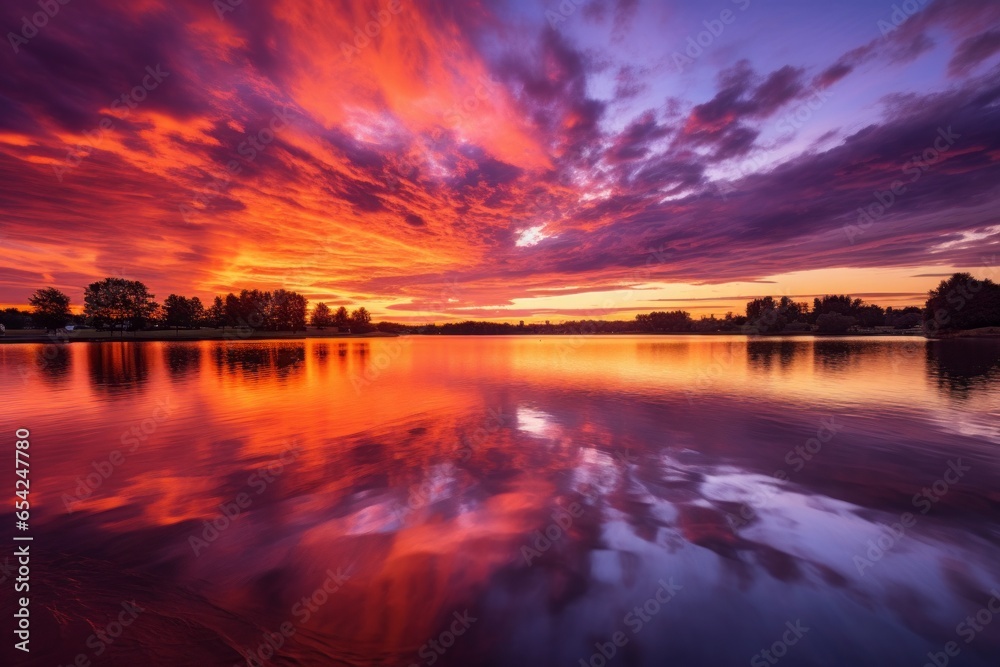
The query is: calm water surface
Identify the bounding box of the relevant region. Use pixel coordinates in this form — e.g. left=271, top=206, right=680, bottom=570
left=2, top=336, right=1000, bottom=667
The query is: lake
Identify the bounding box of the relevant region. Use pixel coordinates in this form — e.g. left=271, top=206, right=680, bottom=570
left=3, top=335, right=999, bottom=666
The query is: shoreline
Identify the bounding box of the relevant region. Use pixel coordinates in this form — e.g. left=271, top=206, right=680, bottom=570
left=925, top=327, right=1000, bottom=339
left=0, top=330, right=399, bottom=344
left=2, top=328, right=997, bottom=345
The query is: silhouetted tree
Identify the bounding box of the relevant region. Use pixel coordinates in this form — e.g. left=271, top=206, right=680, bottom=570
left=746, top=296, right=777, bottom=322
left=811, top=295, right=884, bottom=326
left=0, top=308, right=33, bottom=330
left=857, top=305, right=885, bottom=327
left=163, top=295, right=186, bottom=332
left=924, top=273, right=1000, bottom=332
left=28, top=287, right=72, bottom=332
left=744, top=297, right=787, bottom=333
left=816, top=313, right=856, bottom=334
left=334, top=306, right=350, bottom=328
left=189, top=297, right=205, bottom=326
left=885, top=306, right=922, bottom=329
left=692, top=316, right=722, bottom=333
left=778, top=296, right=809, bottom=322
left=635, top=310, right=692, bottom=332
left=83, top=278, right=158, bottom=336
left=351, top=307, right=372, bottom=332
left=238, top=289, right=270, bottom=329
left=742, top=296, right=811, bottom=333
left=311, top=302, right=333, bottom=329
left=224, top=293, right=241, bottom=329
left=812, top=295, right=858, bottom=318
left=271, top=289, right=308, bottom=331
left=207, top=295, right=226, bottom=329
left=375, top=320, right=409, bottom=333
left=211, top=289, right=308, bottom=332
left=163, top=295, right=205, bottom=332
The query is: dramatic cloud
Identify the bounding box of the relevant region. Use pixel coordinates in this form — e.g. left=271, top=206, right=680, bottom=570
left=1, top=0, right=999, bottom=320
left=949, top=29, right=1000, bottom=75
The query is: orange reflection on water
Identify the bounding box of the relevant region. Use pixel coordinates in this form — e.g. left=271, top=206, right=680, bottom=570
left=2, top=335, right=1000, bottom=666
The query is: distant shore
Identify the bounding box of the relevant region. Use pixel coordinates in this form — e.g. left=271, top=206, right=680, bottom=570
left=2, top=327, right=998, bottom=345
left=0, top=329, right=399, bottom=344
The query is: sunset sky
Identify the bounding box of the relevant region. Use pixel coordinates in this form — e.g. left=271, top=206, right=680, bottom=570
left=1, top=0, right=999, bottom=321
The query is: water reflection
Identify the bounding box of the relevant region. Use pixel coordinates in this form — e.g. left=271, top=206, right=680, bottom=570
left=87, top=341, right=150, bottom=391
left=211, top=342, right=306, bottom=379
left=165, top=343, right=202, bottom=378
left=812, top=338, right=869, bottom=372
left=35, top=342, right=71, bottom=383
left=747, top=339, right=802, bottom=371
left=926, top=338, right=1000, bottom=396
left=1, top=336, right=998, bottom=667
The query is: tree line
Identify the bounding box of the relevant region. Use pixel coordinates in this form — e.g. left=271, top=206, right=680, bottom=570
left=10, top=272, right=999, bottom=336
left=731, top=273, right=999, bottom=334
left=16, top=277, right=372, bottom=336
left=375, top=273, right=1000, bottom=335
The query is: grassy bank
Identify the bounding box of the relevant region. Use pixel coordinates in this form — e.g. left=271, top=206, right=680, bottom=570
left=926, top=327, right=1000, bottom=339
